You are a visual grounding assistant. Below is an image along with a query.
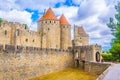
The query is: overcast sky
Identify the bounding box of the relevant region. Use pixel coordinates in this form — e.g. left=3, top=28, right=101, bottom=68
left=0, top=0, right=119, bottom=51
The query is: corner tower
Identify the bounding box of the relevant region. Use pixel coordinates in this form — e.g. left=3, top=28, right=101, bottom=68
left=37, top=8, right=60, bottom=49
left=59, top=14, right=72, bottom=49
left=74, top=25, right=89, bottom=46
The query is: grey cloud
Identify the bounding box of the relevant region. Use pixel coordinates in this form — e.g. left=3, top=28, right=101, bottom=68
left=100, top=30, right=111, bottom=36
left=98, top=6, right=116, bottom=24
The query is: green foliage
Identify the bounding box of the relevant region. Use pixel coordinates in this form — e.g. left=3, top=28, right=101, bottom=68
left=110, top=43, right=120, bottom=62
left=107, top=1, right=120, bottom=62
left=0, top=18, right=3, bottom=24
left=101, top=53, right=113, bottom=62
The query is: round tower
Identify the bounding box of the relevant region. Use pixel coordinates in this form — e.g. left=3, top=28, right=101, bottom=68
left=59, top=14, right=72, bottom=49
left=37, top=8, right=60, bottom=49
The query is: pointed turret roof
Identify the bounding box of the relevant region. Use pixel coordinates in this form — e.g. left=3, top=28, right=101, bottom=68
left=39, top=8, right=58, bottom=21
left=78, top=27, right=86, bottom=34
left=75, top=25, right=89, bottom=36
left=59, top=14, right=70, bottom=26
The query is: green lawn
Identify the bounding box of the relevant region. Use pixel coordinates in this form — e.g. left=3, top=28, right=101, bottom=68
left=30, top=68, right=98, bottom=80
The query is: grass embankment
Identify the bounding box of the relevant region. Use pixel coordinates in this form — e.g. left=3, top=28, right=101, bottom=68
left=30, top=68, right=98, bottom=80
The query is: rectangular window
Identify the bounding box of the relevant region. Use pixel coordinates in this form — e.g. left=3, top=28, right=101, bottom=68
left=16, top=30, right=19, bottom=36
left=5, top=30, right=7, bottom=35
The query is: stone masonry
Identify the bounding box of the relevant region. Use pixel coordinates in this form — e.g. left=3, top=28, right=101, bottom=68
left=0, top=45, right=74, bottom=80
left=0, top=8, right=103, bottom=80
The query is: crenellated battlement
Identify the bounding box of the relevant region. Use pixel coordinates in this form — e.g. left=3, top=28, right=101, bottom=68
left=0, top=44, right=72, bottom=54
left=0, top=20, right=34, bottom=31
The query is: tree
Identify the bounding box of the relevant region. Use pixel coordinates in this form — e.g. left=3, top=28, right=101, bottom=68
left=107, top=1, right=120, bottom=62
left=0, top=18, right=3, bottom=26
left=110, top=43, right=120, bottom=62
left=101, top=53, right=113, bottom=62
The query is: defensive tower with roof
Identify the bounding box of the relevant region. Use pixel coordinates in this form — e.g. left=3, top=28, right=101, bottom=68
left=59, top=14, right=72, bottom=49
left=37, top=8, right=72, bottom=49
left=38, top=8, right=60, bottom=49
left=74, top=25, right=89, bottom=46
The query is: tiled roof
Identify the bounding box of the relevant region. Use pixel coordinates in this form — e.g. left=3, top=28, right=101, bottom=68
left=59, top=14, right=70, bottom=26
left=78, top=27, right=86, bottom=34
left=39, top=8, right=58, bottom=21
left=75, top=25, right=88, bottom=36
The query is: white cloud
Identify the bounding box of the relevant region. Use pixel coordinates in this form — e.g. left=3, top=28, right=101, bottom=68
left=72, top=0, right=83, bottom=5
left=70, top=0, right=118, bottom=51
left=30, top=22, right=37, bottom=31
left=0, top=9, right=32, bottom=26
left=0, top=0, right=66, bottom=11
left=53, top=6, right=79, bottom=20
left=0, top=0, right=20, bottom=11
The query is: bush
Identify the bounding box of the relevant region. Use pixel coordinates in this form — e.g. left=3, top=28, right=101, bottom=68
left=110, top=43, right=120, bottom=62
left=101, top=53, right=113, bottom=62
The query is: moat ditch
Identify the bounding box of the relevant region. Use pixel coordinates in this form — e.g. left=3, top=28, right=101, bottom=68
left=30, top=68, right=99, bottom=80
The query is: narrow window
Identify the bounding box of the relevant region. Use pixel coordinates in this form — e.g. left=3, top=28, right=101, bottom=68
left=5, top=30, right=7, bottom=35
left=26, top=39, right=28, bottom=42
left=16, top=30, right=19, bottom=36
left=50, top=21, right=51, bottom=23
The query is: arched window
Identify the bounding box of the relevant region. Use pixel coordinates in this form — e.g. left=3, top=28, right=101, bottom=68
left=96, top=52, right=100, bottom=62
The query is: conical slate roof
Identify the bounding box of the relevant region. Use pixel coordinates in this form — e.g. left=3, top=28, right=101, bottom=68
left=59, top=14, right=70, bottom=26
left=39, top=8, right=58, bottom=21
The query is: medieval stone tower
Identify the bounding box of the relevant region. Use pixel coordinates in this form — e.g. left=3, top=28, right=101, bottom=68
left=59, top=14, right=72, bottom=49
left=37, top=8, right=60, bottom=49
left=74, top=25, right=89, bottom=46
left=37, top=8, right=72, bottom=49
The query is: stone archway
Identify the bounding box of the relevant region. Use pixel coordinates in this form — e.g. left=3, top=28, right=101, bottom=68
left=96, top=52, right=100, bottom=62
left=74, top=50, right=79, bottom=67
left=75, top=50, right=79, bottom=59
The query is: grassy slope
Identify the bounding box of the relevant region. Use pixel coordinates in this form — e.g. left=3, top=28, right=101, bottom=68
left=30, top=68, right=98, bottom=80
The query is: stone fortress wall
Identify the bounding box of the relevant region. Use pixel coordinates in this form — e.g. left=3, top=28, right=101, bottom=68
left=0, top=44, right=74, bottom=80
left=0, top=20, right=41, bottom=47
